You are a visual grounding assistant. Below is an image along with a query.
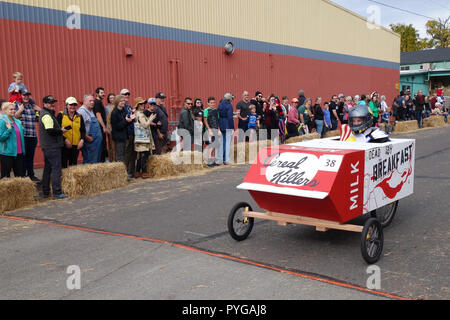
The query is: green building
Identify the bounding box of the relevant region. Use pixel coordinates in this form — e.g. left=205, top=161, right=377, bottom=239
left=400, top=48, right=450, bottom=96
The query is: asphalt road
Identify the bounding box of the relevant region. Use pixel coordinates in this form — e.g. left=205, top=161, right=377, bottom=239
left=1, top=126, right=449, bottom=300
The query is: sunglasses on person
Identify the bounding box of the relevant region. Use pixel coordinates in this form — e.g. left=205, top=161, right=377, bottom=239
left=186, top=102, right=193, bottom=106
left=124, top=93, right=131, bottom=96
left=69, top=103, right=78, bottom=107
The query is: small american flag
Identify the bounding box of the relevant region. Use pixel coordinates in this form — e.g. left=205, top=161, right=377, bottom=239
left=340, top=124, right=352, bottom=142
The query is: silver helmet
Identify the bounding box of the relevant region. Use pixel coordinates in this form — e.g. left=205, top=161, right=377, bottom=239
left=348, top=105, right=373, bottom=134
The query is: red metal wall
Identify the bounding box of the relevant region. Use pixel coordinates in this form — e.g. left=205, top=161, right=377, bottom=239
left=0, top=19, right=399, bottom=168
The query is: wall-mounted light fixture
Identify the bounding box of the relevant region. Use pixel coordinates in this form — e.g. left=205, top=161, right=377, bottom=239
left=125, top=48, right=133, bottom=57
left=224, top=42, right=235, bottom=55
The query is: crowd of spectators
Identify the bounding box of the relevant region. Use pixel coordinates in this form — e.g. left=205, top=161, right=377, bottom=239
left=0, top=70, right=448, bottom=194
left=174, top=88, right=448, bottom=166
left=392, top=89, right=448, bottom=127
left=0, top=71, right=174, bottom=197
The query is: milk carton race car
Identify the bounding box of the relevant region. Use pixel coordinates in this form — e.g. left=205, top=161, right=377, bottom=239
left=228, top=137, right=415, bottom=264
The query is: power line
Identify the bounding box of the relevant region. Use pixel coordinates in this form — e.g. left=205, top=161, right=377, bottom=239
left=428, top=0, right=450, bottom=11
left=367, top=0, right=438, bottom=20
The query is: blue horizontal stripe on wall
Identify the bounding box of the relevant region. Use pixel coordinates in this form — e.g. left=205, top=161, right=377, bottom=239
left=0, top=1, right=400, bottom=70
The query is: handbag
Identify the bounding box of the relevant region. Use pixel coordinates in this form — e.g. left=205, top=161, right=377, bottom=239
left=134, top=121, right=151, bottom=144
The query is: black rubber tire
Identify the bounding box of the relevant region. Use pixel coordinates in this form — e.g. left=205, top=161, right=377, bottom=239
left=228, top=202, right=254, bottom=242
left=370, top=201, right=399, bottom=228
left=361, top=218, right=384, bottom=264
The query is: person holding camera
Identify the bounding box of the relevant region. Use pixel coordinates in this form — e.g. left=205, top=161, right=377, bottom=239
left=57, top=97, right=86, bottom=168
left=110, top=95, right=136, bottom=163
left=120, top=89, right=137, bottom=178
left=134, top=98, right=156, bottom=179
left=263, top=97, right=279, bottom=140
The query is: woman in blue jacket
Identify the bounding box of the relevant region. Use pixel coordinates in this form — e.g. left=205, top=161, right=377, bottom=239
left=0, top=102, right=26, bottom=178
left=218, top=93, right=235, bottom=165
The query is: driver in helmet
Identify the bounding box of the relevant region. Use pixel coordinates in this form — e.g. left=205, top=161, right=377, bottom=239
left=340, top=105, right=390, bottom=143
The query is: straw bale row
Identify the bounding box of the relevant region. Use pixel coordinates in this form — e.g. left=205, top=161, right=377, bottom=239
left=423, top=116, right=445, bottom=128
left=147, top=151, right=205, bottom=179
left=285, top=133, right=321, bottom=144
left=232, top=140, right=273, bottom=164
left=0, top=178, right=37, bottom=213
left=61, top=162, right=128, bottom=198
left=393, top=120, right=418, bottom=133
left=323, top=130, right=340, bottom=138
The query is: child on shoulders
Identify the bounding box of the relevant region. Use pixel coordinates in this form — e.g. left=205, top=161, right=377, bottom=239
left=8, top=72, right=28, bottom=104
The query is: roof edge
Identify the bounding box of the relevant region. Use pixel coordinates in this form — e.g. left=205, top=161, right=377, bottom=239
left=324, top=0, right=401, bottom=38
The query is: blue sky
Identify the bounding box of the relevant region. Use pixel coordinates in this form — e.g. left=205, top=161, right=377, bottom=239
left=331, top=0, right=450, bottom=38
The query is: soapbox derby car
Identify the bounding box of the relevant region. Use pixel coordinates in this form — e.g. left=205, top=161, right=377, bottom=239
left=228, top=137, right=415, bottom=264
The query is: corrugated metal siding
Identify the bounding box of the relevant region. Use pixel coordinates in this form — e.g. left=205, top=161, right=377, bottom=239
left=2, top=0, right=400, bottom=63
left=0, top=0, right=400, bottom=168
left=0, top=17, right=399, bottom=116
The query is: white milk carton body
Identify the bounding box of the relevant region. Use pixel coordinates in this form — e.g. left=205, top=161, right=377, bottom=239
left=291, top=138, right=415, bottom=214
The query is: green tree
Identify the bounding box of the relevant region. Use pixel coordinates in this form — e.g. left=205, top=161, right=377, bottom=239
left=389, top=23, right=429, bottom=52
left=417, top=37, right=434, bottom=50
left=425, top=17, right=450, bottom=49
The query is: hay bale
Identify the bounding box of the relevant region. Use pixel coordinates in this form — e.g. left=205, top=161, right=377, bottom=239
left=233, top=140, right=272, bottom=164
left=286, top=133, right=321, bottom=144
left=147, top=151, right=205, bottom=179
left=323, top=130, right=340, bottom=138
left=0, top=178, right=37, bottom=213
left=61, top=162, right=128, bottom=197
left=378, top=122, right=394, bottom=134
left=423, top=116, right=445, bottom=128
left=394, top=120, right=419, bottom=133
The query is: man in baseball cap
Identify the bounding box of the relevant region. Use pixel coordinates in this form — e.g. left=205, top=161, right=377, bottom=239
left=120, top=89, right=130, bottom=96
left=155, top=92, right=166, bottom=100
left=15, top=90, right=40, bottom=182
left=65, top=97, right=78, bottom=105
left=224, top=93, right=234, bottom=101
left=39, top=94, right=67, bottom=199
left=154, top=92, right=169, bottom=154
left=43, top=95, right=58, bottom=104
left=118, top=89, right=137, bottom=178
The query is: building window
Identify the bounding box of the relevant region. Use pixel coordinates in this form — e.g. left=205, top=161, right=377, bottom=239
left=401, top=66, right=410, bottom=71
